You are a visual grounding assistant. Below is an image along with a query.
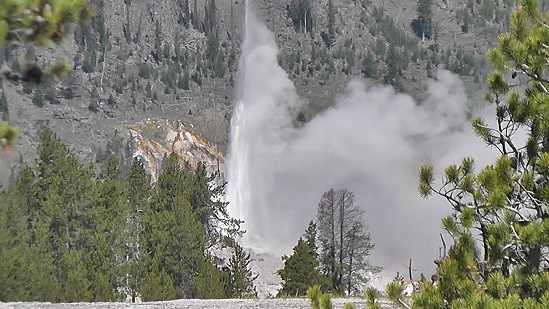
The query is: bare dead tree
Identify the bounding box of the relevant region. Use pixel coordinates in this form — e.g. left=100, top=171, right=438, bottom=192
left=317, top=188, right=378, bottom=294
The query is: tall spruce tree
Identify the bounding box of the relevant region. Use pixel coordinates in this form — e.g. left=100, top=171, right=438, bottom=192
left=417, top=0, right=549, bottom=307
left=189, top=162, right=242, bottom=247
left=288, top=0, right=313, bottom=33
left=87, top=156, right=128, bottom=301
left=124, top=157, right=151, bottom=302
left=195, top=254, right=227, bottom=299
left=278, top=221, right=322, bottom=296
left=142, top=153, right=206, bottom=299
left=416, top=0, right=433, bottom=40
left=227, top=243, right=257, bottom=298
left=0, top=88, right=8, bottom=121
left=327, top=0, right=336, bottom=48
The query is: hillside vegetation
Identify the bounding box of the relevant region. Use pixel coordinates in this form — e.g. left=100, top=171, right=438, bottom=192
left=0, top=0, right=523, bottom=174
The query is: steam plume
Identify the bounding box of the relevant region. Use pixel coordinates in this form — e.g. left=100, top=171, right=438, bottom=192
left=227, top=3, right=493, bottom=275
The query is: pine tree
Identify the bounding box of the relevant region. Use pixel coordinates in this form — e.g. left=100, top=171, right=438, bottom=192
left=142, top=153, right=206, bottom=299
left=227, top=243, right=257, bottom=298
left=56, top=250, right=90, bottom=302
left=31, top=129, right=97, bottom=301
left=32, top=86, right=45, bottom=107
left=327, top=0, right=336, bottom=48
left=361, top=50, right=378, bottom=79
left=416, top=0, right=433, bottom=40
left=416, top=0, right=549, bottom=307
left=288, top=0, right=313, bottom=33
left=0, top=182, right=35, bottom=301
left=0, top=165, right=59, bottom=301
left=278, top=222, right=322, bottom=297
left=124, top=158, right=151, bottom=302
left=87, top=156, right=127, bottom=301
left=195, top=255, right=227, bottom=299
left=85, top=233, right=117, bottom=301
left=178, top=70, right=191, bottom=90
left=204, top=0, right=217, bottom=37
left=139, top=256, right=177, bottom=301
left=189, top=162, right=242, bottom=247
left=0, top=87, right=8, bottom=120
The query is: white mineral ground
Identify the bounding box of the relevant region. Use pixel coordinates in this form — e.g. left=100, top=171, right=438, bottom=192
left=0, top=298, right=396, bottom=309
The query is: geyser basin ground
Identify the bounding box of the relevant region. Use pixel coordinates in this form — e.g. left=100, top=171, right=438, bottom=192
left=0, top=298, right=396, bottom=309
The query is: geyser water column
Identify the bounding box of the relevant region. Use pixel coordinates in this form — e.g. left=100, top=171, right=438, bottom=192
left=226, top=1, right=490, bottom=275
left=226, top=1, right=302, bottom=249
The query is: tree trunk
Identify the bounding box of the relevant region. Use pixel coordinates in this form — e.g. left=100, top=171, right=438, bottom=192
left=347, top=248, right=353, bottom=295
left=330, top=191, right=336, bottom=288
left=338, top=191, right=345, bottom=293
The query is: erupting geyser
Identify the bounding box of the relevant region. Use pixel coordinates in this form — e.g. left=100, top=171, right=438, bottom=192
left=226, top=0, right=303, bottom=250
left=226, top=1, right=493, bottom=275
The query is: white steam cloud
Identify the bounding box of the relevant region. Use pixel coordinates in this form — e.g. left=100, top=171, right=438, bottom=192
left=227, top=3, right=494, bottom=276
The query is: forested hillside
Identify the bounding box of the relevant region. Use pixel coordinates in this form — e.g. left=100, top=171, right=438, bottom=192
left=0, top=0, right=530, bottom=182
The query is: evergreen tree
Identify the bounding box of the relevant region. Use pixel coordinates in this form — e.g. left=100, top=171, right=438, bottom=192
left=288, top=0, right=313, bottom=33
left=361, top=50, right=378, bottom=79
left=227, top=243, right=257, bottom=298
left=142, top=153, right=206, bottom=299
left=204, top=0, right=217, bottom=37
left=304, top=220, right=318, bottom=256
left=8, top=130, right=104, bottom=302
left=178, top=70, right=191, bottom=90
left=123, top=158, right=151, bottom=302
left=85, top=233, right=117, bottom=301
left=32, top=86, right=45, bottom=107
left=416, top=0, right=433, bottom=40
left=11, top=168, right=58, bottom=300
left=416, top=0, right=549, bottom=307
left=0, top=87, right=8, bottom=120
left=0, top=129, right=247, bottom=302
left=0, top=174, right=45, bottom=301
left=191, top=0, right=200, bottom=29
left=56, top=250, right=90, bottom=302
left=327, top=0, right=336, bottom=48
left=86, top=156, right=128, bottom=301
left=189, top=162, right=242, bottom=247
left=139, top=256, right=177, bottom=301
left=278, top=222, right=322, bottom=296
left=195, top=255, right=227, bottom=299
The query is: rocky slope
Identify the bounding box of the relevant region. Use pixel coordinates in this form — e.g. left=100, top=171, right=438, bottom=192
left=0, top=0, right=521, bottom=182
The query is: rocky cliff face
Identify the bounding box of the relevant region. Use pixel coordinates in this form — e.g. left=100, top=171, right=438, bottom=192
left=130, top=118, right=224, bottom=182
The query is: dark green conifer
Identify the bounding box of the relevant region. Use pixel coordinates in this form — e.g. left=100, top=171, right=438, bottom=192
left=416, top=1, right=549, bottom=307
left=227, top=243, right=257, bottom=298
left=278, top=221, right=322, bottom=296
left=195, top=255, right=227, bottom=299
